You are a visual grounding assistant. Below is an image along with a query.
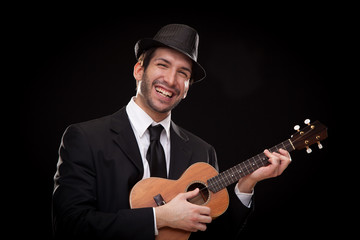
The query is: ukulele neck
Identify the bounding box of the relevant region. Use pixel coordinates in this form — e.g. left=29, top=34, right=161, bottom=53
left=207, top=139, right=295, bottom=193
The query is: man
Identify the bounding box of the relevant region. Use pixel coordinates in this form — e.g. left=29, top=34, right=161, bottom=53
left=52, top=24, right=291, bottom=239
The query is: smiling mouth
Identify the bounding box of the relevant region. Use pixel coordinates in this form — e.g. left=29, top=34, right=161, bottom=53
left=155, top=86, right=173, bottom=98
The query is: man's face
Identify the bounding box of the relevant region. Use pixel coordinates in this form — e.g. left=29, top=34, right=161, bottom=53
left=134, top=47, right=192, bottom=119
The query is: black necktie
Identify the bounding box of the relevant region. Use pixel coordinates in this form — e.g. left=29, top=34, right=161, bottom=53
left=146, top=125, right=167, bottom=178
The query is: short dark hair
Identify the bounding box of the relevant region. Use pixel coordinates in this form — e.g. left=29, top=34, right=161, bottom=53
left=138, top=47, right=157, bottom=70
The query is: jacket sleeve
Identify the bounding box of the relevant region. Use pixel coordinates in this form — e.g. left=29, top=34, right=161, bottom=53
left=52, top=124, right=155, bottom=240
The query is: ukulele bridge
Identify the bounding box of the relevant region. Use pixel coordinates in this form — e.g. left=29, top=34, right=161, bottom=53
left=153, top=194, right=166, bottom=206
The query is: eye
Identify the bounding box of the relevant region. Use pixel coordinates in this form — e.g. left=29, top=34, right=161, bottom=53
left=157, top=63, right=168, bottom=68
left=178, top=71, right=189, bottom=79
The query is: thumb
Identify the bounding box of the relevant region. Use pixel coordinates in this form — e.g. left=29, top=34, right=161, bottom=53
left=182, top=188, right=199, bottom=200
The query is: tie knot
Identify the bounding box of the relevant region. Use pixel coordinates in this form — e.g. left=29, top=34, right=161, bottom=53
left=148, top=125, right=164, bottom=141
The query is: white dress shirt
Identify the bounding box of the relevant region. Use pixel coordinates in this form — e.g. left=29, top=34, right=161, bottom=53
left=126, top=97, right=253, bottom=234
left=126, top=97, right=171, bottom=179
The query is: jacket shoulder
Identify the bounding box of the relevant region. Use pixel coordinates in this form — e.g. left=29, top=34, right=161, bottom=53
left=171, top=121, right=213, bottom=149
left=63, top=107, right=127, bottom=144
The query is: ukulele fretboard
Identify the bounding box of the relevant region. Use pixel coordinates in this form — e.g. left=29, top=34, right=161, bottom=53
left=207, top=139, right=295, bottom=193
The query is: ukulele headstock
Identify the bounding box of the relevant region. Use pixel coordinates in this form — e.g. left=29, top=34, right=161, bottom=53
left=291, top=119, right=328, bottom=153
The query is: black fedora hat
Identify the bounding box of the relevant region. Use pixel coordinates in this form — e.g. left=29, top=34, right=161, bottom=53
left=134, top=24, right=206, bottom=83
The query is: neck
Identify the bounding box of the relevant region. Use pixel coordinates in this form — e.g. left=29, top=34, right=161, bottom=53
left=207, top=139, right=295, bottom=193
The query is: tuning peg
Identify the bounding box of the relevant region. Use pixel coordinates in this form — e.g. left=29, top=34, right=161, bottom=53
left=294, top=125, right=300, bottom=132
left=316, top=135, right=323, bottom=149
left=306, top=146, right=312, bottom=154
left=304, top=119, right=311, bottom=126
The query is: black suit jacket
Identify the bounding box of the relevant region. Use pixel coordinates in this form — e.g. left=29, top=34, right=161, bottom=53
left=52, top=107, right=252, bottom=240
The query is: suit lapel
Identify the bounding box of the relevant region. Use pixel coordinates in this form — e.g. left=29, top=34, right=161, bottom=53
left=168, top=122, right=192, bottom=180
left=110, top=107, right=144, bottom=177
left=110, top=107, right=192, bottom=180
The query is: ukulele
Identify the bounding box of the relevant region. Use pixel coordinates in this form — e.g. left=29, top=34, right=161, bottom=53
left=130, top=119, right=328, bottom=240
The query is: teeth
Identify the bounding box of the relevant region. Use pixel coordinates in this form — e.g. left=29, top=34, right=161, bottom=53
left=155, top=87, right=173, bottom=98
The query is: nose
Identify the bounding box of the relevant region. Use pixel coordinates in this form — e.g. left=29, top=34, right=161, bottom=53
left=163, top=68, right=177, bottom=86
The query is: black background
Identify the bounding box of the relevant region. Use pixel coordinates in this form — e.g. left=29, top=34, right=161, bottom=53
left=15, top=4, right=347, bottom=239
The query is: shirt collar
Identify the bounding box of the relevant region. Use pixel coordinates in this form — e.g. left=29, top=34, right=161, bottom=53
left=126, top=97, right=171, bottom=139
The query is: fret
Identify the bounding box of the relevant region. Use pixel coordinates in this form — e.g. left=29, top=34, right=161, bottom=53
left=269, top=140, right=295, bottom=153
left=269, top=145, right=278, bottom=152
left=217, top=174, right=224, bottom=187
left=248, top=157, right=256, bottom=171
left=218, top=175, right=226, bottom=189
left=223, top=171, right=231, bottom=185
left=228, top=168, right=237, bottom=182
left=255, top=154, right=262, bottom=166
left=255, top=156, right=261, bottom=166
left=281, top=141, right=286, bottom=151
left=231, top=169, right=237, bottom=180
left=250, top=160, right=257, bottom=171
left=231, top=166, right=239, bottom=181
left=257, top=153, right=268, bottom=165
left=242, top=162, right=249, bottom=175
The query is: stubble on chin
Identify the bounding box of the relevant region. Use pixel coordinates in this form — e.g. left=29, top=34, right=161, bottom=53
left=136, top=77, right=183, bottom=114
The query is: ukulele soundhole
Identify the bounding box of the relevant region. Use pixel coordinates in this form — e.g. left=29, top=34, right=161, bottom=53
left=186, top=181, right=210, bottom=205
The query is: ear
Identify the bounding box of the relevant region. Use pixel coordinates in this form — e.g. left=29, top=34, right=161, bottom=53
left=182, top=80, right=190, bottom=99
left=133, top=61, right=144, bottom=83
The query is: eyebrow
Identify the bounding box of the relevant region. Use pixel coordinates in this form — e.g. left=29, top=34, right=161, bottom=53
left=155, top=57, right=192, bottom=74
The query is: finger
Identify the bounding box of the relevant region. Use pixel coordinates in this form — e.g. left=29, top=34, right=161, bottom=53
left=193, top=222, right=207, bottom=232
left=263, top=149, right=274, bottom=158
left=278, top=148, right=291, bottom=163
left=278, top=148, right=290, bottom=158
left=272, top=150, right=291, bottom=164
left=272, top=151, right=291, bottom=174
left=281, top=149, right=292, bottom=162
left=197, top=205, right=211, bottom=216
left=182, top=188, right=199, bottom=200
left=264, top=149, right=280, bottom=165
left=198, top=214, right=212, bottom=224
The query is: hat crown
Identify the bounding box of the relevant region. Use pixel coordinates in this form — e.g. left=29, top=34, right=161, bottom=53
left=153, top=24, right=199, bottom=61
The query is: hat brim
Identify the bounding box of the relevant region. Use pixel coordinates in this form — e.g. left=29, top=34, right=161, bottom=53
left=135, top=38, right=206, bottom=83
